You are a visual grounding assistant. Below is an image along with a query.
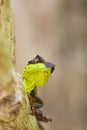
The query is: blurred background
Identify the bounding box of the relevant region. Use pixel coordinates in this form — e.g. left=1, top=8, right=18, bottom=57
left=11, top=0, right=87, bottom=130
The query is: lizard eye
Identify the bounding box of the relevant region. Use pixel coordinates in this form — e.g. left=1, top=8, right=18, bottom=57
left=34, top=56, right=40, bottom=63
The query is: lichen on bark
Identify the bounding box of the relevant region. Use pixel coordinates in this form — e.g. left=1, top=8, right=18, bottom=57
left=0, top=0, right=39, bottom=130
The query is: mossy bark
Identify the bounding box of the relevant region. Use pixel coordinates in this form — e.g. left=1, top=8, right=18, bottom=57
left=0, top=0, right=39, bottom=130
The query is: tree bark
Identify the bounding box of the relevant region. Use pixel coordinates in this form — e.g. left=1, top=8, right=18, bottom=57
left=0, top=0, right=39, bottom=130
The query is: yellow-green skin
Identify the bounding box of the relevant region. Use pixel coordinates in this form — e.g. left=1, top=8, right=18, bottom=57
left=22, top=63, right=51, bottom=94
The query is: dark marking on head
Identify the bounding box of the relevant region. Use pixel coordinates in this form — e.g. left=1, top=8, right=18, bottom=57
left=28, top=55, right=45, bottom=64
left=45, top=62, right=55, bottom=73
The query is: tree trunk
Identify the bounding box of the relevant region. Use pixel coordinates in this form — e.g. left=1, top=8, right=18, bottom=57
left=0, top=0, right=39, bottom=130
